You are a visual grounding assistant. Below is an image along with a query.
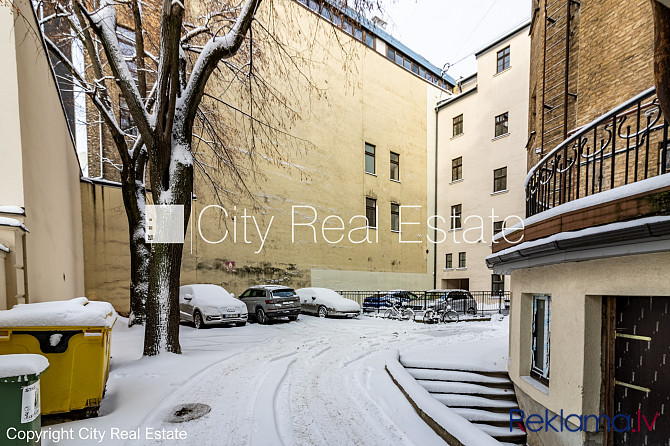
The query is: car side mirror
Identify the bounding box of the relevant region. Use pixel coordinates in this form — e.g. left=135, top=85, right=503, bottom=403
left=311, top=296, right=316, bottom=300
left=184, top=294, right=193, bottom=301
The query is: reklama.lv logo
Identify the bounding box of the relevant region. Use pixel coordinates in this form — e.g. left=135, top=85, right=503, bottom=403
left=510, top=409, right=659, bottom=433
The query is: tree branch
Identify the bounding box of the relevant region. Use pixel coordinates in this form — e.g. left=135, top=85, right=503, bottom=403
left=180, top=0, right=262, bottom=125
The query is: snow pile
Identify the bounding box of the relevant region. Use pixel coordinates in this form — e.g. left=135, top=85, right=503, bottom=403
left=0, top=354, right=49, bottom=379
left=0, top=205, right=25, bottom=215
left=0, top=216, right=28, bottom=232
left=0, top=297, right=117, bottom=328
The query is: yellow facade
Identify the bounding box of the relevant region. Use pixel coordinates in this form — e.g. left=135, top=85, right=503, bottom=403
left=80, top=0, right=453, bottom=312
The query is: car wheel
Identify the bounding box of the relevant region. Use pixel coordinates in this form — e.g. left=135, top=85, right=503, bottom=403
left=318, top=306, right=327, bottom=318
left=288, top=315, right=298, bottom=321
left=256, top=308, right=268, bottom=325
left=467, top=307, right=477, bottom=315
left=194, top=311, right=204, bottom=329
left=235, top=322, right=246, bottom=327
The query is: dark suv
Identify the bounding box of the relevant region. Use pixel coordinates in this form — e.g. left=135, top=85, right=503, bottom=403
left=425, top=289, right=477, bottom=315
left=239, top=285, right=301, bottom=324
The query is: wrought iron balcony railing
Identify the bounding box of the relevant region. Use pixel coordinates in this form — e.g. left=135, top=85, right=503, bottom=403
left=525, top=87, right=670, bottom=217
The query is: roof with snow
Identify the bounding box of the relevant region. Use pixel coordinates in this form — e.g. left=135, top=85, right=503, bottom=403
left=0, top=217, right=28, bottom=232
left=302, top=0, right=456, bottom=88
left=0, top=206, right=25, bottom=216
left=474, top=19, right=531, bottom=57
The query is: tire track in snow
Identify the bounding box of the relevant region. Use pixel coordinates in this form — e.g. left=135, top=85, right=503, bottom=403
left=249, top=357, right=296, bottom=446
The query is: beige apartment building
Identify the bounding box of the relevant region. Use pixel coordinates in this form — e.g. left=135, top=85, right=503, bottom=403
left=435, top=22, right=530, bottom=293
left=0, top=0, right=85, bottom=310
left=78, top=0, right=457, bottom=312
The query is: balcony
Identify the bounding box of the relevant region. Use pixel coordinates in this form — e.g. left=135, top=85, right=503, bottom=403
left=487, top=88, right=670, bottom=271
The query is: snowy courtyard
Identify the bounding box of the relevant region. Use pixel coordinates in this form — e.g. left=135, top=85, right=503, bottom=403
left=40, top=316, right=509, bottom=446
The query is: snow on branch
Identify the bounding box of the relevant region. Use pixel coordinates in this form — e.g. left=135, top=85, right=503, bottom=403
left=82, top=0, right=154, bottom=146
left=179, top=0, right=262, bottom=119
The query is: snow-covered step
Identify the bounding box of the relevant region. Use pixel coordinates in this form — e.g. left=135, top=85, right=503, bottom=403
left=399, top=357, right=508, bottom=376
left=418, top=380, right=516, bottom=398
left=451, top=408, right=513, bottom=424
left=406, top=368, right=513, bottom=386
left=473, top=423, right=527, bottom=442
left=433, top=393, right=519, bottom=410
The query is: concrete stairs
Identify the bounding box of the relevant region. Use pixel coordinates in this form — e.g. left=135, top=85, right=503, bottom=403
left=400, top=358, right=527, bottom=445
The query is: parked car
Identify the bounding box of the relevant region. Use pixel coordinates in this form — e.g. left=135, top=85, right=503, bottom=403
left=296, top=288, right=361, bottom=318
left=179, top=284, right=248, bottom=329
left=239, top=285, right=301, bottom=324
left=362, top=290, right=422, bottom=312
left=425, top=289, right=477, bottom=315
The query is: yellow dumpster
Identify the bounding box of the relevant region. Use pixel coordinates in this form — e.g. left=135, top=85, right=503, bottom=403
left=0, top=297, right=117, bottom=417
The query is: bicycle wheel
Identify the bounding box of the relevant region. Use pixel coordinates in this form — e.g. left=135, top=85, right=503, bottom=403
left=423, top=309, right=434, bottom=323
left=383, top=309, right=394, bottom=319
left=402, top=308, right=415, bottom=321
left=442, top=310, right=459, bottom=323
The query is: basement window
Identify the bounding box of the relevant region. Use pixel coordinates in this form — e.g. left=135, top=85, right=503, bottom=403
left=531, top=294, right=551, bottom=385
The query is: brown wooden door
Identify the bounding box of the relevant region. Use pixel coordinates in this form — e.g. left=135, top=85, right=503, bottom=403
left=607, top=296, right=670, bottom=446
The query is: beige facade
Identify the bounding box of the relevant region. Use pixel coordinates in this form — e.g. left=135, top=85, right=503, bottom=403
left=79, top=0, right=454, bottom=312
left=0, top=0, right=85, bottom=309
left=435, top=23, right=530, bottom=292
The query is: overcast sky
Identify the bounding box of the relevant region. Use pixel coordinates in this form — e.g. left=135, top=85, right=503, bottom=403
left=374, top=0, right=532, bottom=79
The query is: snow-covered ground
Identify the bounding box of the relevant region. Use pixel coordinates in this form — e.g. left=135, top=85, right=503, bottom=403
left=42, top=315, right=508, bottom=446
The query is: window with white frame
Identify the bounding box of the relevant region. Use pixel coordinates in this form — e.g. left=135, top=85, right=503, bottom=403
left=531, top=294, right=551, bottom=384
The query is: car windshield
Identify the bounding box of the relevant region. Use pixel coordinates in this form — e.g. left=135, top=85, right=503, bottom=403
left=272, top=290, right=295, bottom=297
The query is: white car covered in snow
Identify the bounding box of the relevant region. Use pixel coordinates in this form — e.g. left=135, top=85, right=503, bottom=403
left=179, top=284, right=248, bottom=329
left=296, top=288, right=361, bottom=318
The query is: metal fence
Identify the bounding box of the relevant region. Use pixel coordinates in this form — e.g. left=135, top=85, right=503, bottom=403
left=337, top=290, right=510, bottom=317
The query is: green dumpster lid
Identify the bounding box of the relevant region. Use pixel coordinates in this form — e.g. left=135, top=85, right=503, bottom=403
left=0, top=354, right=49, bottom=379
left=0, top=297, right=117, bottom=328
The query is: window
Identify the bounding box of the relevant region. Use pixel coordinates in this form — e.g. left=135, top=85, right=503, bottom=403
left=491, top=274, right=505, bottom=294
left=119, top=97, right=137, bottom=136
left=497, top=46, right=510, bottom=73
left=493, top=167, right=508, bottom=192
left=117, top=26, right=137, bottom=81
left=320, top=4, right=331, bottom=20
left=366, top=198, right=377, bottom=228
left=390, top=152, right=400, bottom=181
left=493, top=221, right=504, bottom=235
left=450, top=204, right=462, bottom=230
left=495, top=112, right=509, bottom=137
left=452, top=157, right=462, bottom=181
left=531, top=295, right=551, bottom=384
left=458, top=252, right=466, bottom=268
left=365, top=143, right=375, bottom=174
left=364, top=31, right=374, bottom=49
left=445, top=253, right=453, bottom=269
left=453, top=114, right=463, bottom=136
left=391, top=203, right=400, bottom=231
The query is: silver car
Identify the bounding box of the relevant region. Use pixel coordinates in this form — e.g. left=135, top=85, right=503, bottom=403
left=239, top=285, right=301, bottom=324
left=179, top=284, right=248, bottom=329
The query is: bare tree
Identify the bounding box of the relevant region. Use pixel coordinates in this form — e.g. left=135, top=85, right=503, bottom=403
left=36, top=0, right=383, bottom=355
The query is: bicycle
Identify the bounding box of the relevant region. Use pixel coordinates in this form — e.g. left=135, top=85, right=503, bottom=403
left=422, top=305, right=459, bottom=323
left=383, top=303, right=415, bottom=321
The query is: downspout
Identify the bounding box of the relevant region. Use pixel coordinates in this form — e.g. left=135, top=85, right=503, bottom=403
left=433, top=106, right=439, bottom=290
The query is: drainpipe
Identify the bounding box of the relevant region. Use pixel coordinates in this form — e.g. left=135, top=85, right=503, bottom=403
left=433, top=107, right=439, bottom=290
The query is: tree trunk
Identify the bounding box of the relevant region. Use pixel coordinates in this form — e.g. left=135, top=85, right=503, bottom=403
left=652, top=0, right=670, bottom=120
left=121, top=176, right=149, bottom=326
left=143, top=136, right=193, bottom=356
